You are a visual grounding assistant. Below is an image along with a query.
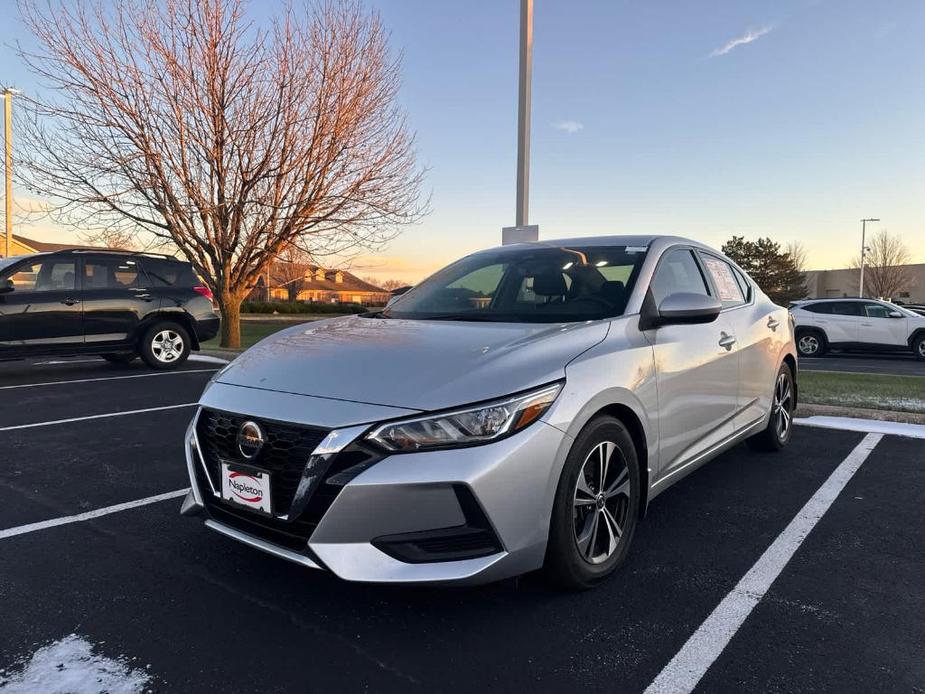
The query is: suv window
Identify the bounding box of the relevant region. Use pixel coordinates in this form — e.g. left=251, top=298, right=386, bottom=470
left=699, top=253, right=745, bottom=307
left=650, top=249, right=709, bottom=306
left=863, top=303, right=894, bottom=318
left=803, top=303, right=832, bottom=314
left=139, top=258, right=197, bottom=287
left=6, top=259, right=76, bottom=292
left=829, top=301, right=864, bottom=316
left=83, top=257, right=143, bottom=289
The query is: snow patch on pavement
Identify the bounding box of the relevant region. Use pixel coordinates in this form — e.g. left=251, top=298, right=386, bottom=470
left=0, top=634, right=150, bottom=694
left=796, top=415, right=925, bottom=439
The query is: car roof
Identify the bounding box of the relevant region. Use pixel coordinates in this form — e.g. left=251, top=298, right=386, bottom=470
left=483, top=234, right=719, bottom=254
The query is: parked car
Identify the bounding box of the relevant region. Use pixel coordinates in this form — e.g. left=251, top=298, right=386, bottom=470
left=0, top=250, right=219, bottom=369
left=181, top=235, right=797, bottom=588
left=790, top=298, right=925, bottom=360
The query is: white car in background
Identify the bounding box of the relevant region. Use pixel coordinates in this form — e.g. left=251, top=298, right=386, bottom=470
left=791, top=298, right=925, bottom=360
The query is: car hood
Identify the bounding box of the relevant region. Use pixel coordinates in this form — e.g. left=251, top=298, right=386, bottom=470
left=216, top=315, right=610, bottom=411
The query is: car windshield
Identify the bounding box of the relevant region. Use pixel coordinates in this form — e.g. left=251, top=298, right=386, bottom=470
left=376, top=244, right=648, bottom=323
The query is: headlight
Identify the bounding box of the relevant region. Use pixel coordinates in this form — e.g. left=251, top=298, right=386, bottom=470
left=366, top=382, right=563, bottom=452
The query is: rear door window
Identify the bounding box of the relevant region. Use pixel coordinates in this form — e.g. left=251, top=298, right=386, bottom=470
left=83, top=257, right=142, bottom=289
left=699, top=254, right=745, bottom=307
left=829, top=302, right=864, bottom=316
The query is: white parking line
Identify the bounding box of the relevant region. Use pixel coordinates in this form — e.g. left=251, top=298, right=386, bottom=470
left=0, top=403, right=197, bottom=432
left=0, top=368, right=218, bottom=391
left=188, top=354, right=231, bottom=365
left=0, top=488, right=188, bottom=540
left=643, top=433, right=883, bottom=694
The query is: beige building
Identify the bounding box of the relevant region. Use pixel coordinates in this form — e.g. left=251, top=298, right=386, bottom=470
left=804, top=264, right=925, bottom=303
left=253, top=263, right=390, bottom=305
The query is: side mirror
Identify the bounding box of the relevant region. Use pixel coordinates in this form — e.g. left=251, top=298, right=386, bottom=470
left=0, top=278, right=14, bottom=294
left=888, top=310, right=903, bottom=319
left=655, top=292, right=722, bottom=327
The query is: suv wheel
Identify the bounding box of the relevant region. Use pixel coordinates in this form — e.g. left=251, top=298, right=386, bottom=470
left=914, top=335, right=925, bottom=362
left=544, top=416, right=640, bottom=589
left=747, top=363, right=795, bottom=452
left=101, top=352, right=137, bottom=365
left=140, top=322, right=191, bottom=370
left=796, top=330, right=826, bottom=357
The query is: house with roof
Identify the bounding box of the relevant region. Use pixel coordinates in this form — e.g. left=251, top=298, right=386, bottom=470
left=0, top=233, right=118, bottom=257
left=254, top=262, right=390, bottom=305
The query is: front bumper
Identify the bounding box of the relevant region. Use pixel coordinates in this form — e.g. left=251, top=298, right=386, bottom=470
left=182, top=389, right=572, bottom=585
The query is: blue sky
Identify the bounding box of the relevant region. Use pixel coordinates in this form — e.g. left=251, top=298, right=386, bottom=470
left=3, top=0, right=924, bottom=281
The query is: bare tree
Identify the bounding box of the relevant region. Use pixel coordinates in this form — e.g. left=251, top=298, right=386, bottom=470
left=362, top=276, right=404, bottom=291
left=78, top=228, right=136, bottom=251
left=785, top=241, right=807, bottom=273
left=850, top=230, right=914, bottom=299
left=17, top=0, right=426, bottom=346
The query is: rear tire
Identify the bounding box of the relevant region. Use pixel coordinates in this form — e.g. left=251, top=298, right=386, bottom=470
left=747, top=363, right=795, bottom=452
left=101, top=352, right=137, bottom=365
left=544, top=416, right=641, bottom=590
left=796, top=329, right=826, bottom=357
left=139, top=322, right=191, bottom=370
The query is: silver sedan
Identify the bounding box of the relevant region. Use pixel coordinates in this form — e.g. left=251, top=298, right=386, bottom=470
left=181, top=235, right=797, bottom=588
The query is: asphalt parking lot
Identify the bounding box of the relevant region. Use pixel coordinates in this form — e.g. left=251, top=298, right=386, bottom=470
left=1, top=356, right=923, bottom=693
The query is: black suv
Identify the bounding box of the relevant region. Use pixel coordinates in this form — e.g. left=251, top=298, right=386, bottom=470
left=0, top=250, right=220, bottom=369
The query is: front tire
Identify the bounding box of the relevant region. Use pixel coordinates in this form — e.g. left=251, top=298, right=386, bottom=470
left=139, top=322, right=191, bottom=370
left=544, top=416, right=640, bottom=590
left=747, top=363, right=795, bottom=452
left=913, top=335, right=925, bottom=362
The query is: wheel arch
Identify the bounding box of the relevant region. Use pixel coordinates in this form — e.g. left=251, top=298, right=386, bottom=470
left=908, top=328, right=925, bottom=351
left=135, top=310, right=200, bottom=350
left=587, top=403, right=650, bottom=519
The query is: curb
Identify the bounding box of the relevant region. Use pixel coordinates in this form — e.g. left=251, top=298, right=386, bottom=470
left=797, top=402, right=925, bottom=425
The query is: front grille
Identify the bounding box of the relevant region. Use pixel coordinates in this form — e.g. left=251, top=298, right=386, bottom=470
left=193, top=408, right=381, bottom=550
left=196, top=409, right=329, bottom=515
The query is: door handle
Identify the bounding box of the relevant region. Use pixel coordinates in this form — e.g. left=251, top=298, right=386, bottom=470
left=718, top=332, right=737, bottom=351
left=767, top=317, right=779, bottom=331
left=61, top=298, right=79, bottom=306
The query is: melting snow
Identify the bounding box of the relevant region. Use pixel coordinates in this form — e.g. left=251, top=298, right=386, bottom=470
left=0, top=634, right=150, bottom=694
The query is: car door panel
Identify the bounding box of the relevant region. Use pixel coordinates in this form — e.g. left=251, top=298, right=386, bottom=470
left=650, top=317, right=739, bottom=478
left=858, top=303, right=907, bottom=346
left=81, top=256, right=154, bottom=344
left=0, top=258, right=83, bottom=350
left=645, top=248, right=739, bottom=482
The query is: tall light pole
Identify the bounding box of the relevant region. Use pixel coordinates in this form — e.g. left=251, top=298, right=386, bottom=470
left=502, top=0, right=538, bottom=245
left=2, top=88, right=19, bottom=259
left=859, top=217, right=879, bottom=298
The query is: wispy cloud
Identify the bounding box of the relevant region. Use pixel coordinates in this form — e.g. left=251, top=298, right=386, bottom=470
left=553, top=120, right=584, bottom=134
left=710, top=25, right=775, bottom=57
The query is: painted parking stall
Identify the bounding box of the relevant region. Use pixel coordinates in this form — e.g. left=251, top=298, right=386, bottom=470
left=1, top=357, right=924, bottom=692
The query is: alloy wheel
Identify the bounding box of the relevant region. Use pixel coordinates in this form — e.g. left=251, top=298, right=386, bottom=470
left=573, top=441, right=631, bottom=565
left=773, top=372, right=793, bottom=440
left=151, top=329, right=184, bottom=363
left=798, top=335, right=819, bottom=355
left=918, top=341, right=925, bottom=359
